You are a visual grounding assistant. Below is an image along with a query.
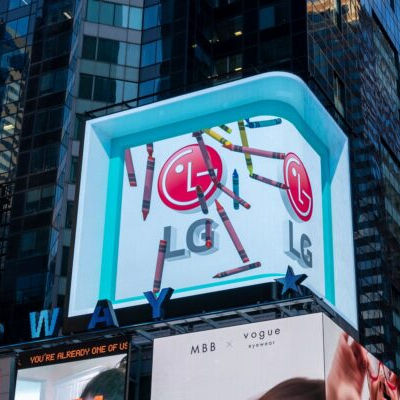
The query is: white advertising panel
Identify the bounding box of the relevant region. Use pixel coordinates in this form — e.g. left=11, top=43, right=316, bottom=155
left=151, top=313, right=399, bottom=400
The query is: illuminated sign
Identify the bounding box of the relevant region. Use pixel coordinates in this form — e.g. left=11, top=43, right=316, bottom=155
left=68, top=72, right=357, bottom=328
left=15, top=338, right=129, bottom=400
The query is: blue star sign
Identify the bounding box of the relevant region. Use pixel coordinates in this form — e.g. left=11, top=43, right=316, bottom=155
left=275, top=266, right=307, bottom=295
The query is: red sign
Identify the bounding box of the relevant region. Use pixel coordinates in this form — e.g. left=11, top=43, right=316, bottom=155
left=284, top=153, right=313, bottom=221
left=158, top=144, right=223, bottom=211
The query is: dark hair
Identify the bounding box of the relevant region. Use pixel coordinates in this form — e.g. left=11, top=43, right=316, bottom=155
left=258, top=378, right=325, bottom=400
left=81, top=368, right=125, bottom=400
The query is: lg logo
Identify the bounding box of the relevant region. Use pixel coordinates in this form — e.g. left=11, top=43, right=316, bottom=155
left=158, top=145, right=313, bottom=223
left=158, top=144, right=223, bottom=211
left=284, top=153, right=313, bottom=222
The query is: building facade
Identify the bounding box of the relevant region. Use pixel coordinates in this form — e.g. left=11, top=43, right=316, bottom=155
left=0, top=0, right=399, bottom=394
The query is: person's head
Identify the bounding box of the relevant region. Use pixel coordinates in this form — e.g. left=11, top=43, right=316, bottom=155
left=81, top=368, right=125, bottom=400
left=258, top=378, right=325, bottom=400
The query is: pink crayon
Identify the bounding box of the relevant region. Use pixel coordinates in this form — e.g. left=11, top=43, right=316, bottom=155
left=153, top=240, right=167, bottom=293
left=217, top=182, right=250, bottom=209
left=196, top=185, right=208, bottom=214
left=205, top=219, right=212, bottom=248
left=215, top=200, right=249, bottom=262
left=146, top=143, right=154, bottom=157
left=223, top=143, right=285, bottom=159
left=213, top=262, right=261, bottom=278
left=142, top=156, right=155, bottom=220
left=124, top=149, right=137, bottom=187
left=193, top=131, right=218, bottom=182
left=250, top=173, right=289, bottom=189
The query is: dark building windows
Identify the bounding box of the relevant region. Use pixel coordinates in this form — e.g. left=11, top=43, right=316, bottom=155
left=42, top=32, right=71, bottom=60
left=82, top=36, right=97, bottom=60
left=143, top=4, right=161, bottom=30
left=86, top=0, right=143, bottom=30
left=259, top=36, right=291, bottom=65
left=24, top=186, right=55, bottom=214
left=259, top=1, right=290, bottom=30
left=98, top=39, right=126, bottom=64
left=141, top=40, right=162, bottom=67
left=39, top=69, right=68, bottom=96
left=214, top=54, right=242, bottom=75
left=82, top=36, right=140, bottom=67
left=78, top=74, right=93, bottom=99
left=333, top=73, right=345, bottom=116
left=19, top=228, right=49, bottom=258
left=30, top=145, right=59, bottom=174
left=78, top=74, right=138, bottom=103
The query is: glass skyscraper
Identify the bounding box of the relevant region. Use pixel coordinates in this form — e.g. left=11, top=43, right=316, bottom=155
left=0, top=0, right=399, bottom=390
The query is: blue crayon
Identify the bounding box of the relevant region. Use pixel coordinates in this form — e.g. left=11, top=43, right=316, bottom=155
left=232, top=169, right=239, bottom=210
left=245, top=118, right=282, bottom=128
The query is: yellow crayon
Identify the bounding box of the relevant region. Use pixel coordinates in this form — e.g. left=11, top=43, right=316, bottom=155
left=238, top=120, right=253, bottom=175
left=203, top=128, right=232, bottom=146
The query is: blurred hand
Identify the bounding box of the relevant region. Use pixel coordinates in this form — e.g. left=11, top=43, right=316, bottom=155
left=326, top=333, right=367, bottom=400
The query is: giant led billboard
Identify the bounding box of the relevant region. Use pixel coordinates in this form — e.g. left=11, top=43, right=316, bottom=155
left=151, top=313, right=399, bottom=399
left=68, top=72, right=357, bottom=328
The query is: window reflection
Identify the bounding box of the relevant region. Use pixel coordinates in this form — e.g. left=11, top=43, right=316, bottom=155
left=86, top=0, right=142, bottom=30
left=5, top=17, right=29, bottom=39
left=8, top=0, right=31, bottom=10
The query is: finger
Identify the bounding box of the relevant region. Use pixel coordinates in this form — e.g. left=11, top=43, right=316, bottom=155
left=350, top=340, right=368, bottom=372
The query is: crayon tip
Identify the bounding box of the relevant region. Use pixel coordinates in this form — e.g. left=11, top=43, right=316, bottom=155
left=142, top=210, right=149, bottom=220
left=244, top=203, right=251, bottom=209
left=129, top=182, right=137, bottom=187
left=215, top=199, right=222, bottom=210
left=196, top=185, right=202, bottom=193
left=206, top=240, right=212, bottom=248
left=212, top=273, right=220, bottom=279
left=243, top=257, right=250, bottom=263
left=233, top=169, right=238, bottom=177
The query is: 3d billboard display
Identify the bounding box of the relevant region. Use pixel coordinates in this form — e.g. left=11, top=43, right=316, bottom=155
left=151, top=313, right=399, bottom=400
left=14, top=338, right=128, bottom=400
left=68, top=72, right=357, bottom=328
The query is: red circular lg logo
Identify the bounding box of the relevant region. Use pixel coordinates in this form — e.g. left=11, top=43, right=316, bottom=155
left=284, top=153, right=313, bottom=221
left=158, top=144, right=223, bottom=211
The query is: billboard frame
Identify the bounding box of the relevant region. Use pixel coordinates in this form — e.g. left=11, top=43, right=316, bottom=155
left=65, top=72, right=356, bottom=331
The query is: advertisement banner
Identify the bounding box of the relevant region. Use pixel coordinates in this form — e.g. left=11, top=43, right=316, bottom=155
left=151, top=313, right=398, bottom=400
left=117, top=116, right=325, bottom=304
left=323, top=314, right=399, bottom=400
left=14, top=338, right=129, bottom=400
left=68, top=73, right=357, bottom=328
